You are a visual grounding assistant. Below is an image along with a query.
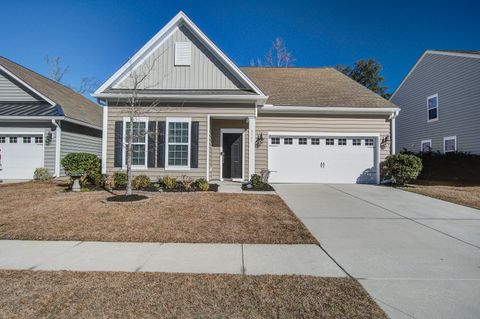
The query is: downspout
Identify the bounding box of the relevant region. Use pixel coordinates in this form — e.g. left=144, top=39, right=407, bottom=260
left=101, top=102, right=108, bottom=174
left=388, top=110, right=400, bottom=154
left=51, top=119, right=61, bottom=177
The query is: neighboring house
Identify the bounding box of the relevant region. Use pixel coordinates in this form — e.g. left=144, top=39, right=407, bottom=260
left=0, top=57, right=103, bottom=180
left=391, top=50, right=480, bottom=154
left=93, top=11, right=399, bottom=184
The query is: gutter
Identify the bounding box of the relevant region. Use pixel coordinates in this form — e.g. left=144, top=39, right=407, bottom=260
left=259, top=105, right=400, bottom=115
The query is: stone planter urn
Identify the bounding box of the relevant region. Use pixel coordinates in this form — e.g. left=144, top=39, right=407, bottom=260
left=68, top=170, right=85, bottom=192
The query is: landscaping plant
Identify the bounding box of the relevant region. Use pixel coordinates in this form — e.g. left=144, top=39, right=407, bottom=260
left=180, top=175, right=194, bottom=191
left=161, top=176, right=178, bottom=190
left=113, top=172, right=127, bottom=189
left=383, top=154, right=422, bottom=186
left=61, top=153, right=101, bottom=185
left=195, top=178, right=209, bottom=191
left=33, top=168, right=52, bottom=182
left=132, top=175, right=151, bottom=190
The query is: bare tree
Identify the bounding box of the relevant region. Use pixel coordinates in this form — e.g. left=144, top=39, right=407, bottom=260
left=45, top=55, right=70, bottom=83
left=251, top=37, right=295, bottom=67
left=77, top=76, right=100, bottom=94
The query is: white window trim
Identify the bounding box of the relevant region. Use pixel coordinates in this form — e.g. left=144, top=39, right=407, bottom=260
left=165, top=117, right=191, bottom=171
left=421, top=139, right=432, bottom=152
left=427, top=94, right=439, bottom=122
left=443, top=136, right=457, bottom=153
left=122, top=117, right=149, bottom=170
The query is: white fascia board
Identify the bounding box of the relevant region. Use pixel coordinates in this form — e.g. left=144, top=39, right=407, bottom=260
left=0, top=65, right=56, bottom=106
left=259, top=105, right=399, bottom=115
left=92, top=92, right=268, bottom=103
left=0, top=116, right=64, bottom=120
left=94, top=11, right=267, bottom=98
left=427, top=50, right=480, bottom=59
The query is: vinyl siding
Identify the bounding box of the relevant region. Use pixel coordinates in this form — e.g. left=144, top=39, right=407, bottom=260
left=0, top=121, right=56, bottom=174
left=255, top=113, right=392, bottom=174
left=0, top=73, right=39, bottom=102
left=114, top=25, right=245, bottom=90
left=106, top=103, right=255, bottom=180
left=392, top=53, right=480, bottom=153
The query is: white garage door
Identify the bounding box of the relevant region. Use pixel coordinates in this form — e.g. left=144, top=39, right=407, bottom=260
left=268, top=135, right=378, bottom=184
left=0, top=134, right=44, bottom=180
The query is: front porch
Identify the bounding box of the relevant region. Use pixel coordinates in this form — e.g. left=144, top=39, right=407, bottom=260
left=208, top=116, right=256, bottom=182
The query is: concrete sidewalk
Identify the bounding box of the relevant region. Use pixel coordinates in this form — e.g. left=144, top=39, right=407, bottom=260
left=0, top=240, right=345, bottom=277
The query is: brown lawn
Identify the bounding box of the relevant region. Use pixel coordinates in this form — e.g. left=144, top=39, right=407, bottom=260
left=0, top=270, right=386, bottom=319
left=0, top=182, right=317, bottom=244
left=403, top=180, right=480, bottom=210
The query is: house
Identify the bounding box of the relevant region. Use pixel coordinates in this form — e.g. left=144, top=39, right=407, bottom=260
left=390, top=50, right=480, bottom=154
left=93, top=11, right=399, bottom=184
left=0, top=57, right=103, bottom=180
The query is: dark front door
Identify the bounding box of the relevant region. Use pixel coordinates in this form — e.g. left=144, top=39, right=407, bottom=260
left=222, top=133, right=242, bottom=179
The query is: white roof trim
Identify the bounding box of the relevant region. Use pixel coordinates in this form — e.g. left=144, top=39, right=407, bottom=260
left=0, top=64, right=56, bottom=106
left=94, top=11, right=266, bottom=98
left=93, top=92, right=267, bottom=103
left=259, top=105, right=399, bottom=115
left=390, top=50, right=480, bottom=100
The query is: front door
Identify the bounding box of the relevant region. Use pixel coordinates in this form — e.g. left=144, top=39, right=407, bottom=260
left=222, top=133, right=242, bottom=179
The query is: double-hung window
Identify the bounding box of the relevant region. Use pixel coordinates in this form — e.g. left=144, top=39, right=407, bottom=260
left=443, top=136, right=456, bottom=153
left=421, top=139, right=432, bottom=152
left=166, top=118, right=191, bottom=169
left=427, top=94, right=438, bottom=121
left=123, top=117, right=148, bottom=168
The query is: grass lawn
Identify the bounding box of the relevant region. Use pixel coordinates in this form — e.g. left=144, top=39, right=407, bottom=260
left=403, top=180, right=480, bottom=210
left=0, top=182, right=317, bottom=244
left=0, top=270, right=386, bottom=319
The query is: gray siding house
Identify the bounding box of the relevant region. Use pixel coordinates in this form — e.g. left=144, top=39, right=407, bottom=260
left=391, top=50, right=480, bottom=154
left=0, top=57, right=103, bottom=180
left=94, top=11, right=399, bottom=184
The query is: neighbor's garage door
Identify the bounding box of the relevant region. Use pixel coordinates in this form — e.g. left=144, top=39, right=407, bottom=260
left=268, top=135, right=378, bottom=184
left=0, top=134, right=44, bottom=180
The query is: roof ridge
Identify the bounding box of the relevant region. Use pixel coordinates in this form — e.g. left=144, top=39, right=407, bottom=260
left=240, top=66, right=334, bottom=70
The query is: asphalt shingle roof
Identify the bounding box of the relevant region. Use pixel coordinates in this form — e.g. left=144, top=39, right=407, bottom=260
left=0, top=56, right=102, bottom=128
left=241, top=67, right=397, bottom=108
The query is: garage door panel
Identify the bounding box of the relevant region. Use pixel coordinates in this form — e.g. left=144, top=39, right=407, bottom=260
left=268, top=135, right=377, bottom=184
left=0, top=134, right=44, bottom=180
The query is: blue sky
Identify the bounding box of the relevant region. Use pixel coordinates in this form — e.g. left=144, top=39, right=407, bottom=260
left=1, top=0, right=478, bottom=96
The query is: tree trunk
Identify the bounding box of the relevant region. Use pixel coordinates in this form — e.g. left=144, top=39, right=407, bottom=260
left=126, top=115, right=133, bottom=196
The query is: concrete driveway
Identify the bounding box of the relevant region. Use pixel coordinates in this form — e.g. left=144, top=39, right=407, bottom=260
left=275, top=184, right=480, bottom=319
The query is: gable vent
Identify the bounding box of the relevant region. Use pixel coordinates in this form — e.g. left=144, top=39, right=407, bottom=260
left=174, top=42, right=191, bottom=66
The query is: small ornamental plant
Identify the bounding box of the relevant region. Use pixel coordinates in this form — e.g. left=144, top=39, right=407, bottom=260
left=383, top=154, right=422, bottom=186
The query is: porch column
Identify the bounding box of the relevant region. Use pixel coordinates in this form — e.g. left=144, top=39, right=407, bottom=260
left=248, top=116, right=256, bottom=179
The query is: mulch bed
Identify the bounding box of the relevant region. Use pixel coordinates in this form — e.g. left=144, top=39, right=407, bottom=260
left=106, top=194, right=148, bottom=202
left=242, top=183, right=275, bottom=191
left=0, top=270, right=386, bottom=319
left=0, top=182, right=316, bottom=244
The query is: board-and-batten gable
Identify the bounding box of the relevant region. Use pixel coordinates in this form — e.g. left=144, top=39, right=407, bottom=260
left=113, top=25, right=246, bottom=91
left=0, top=70, right=41, bottom=102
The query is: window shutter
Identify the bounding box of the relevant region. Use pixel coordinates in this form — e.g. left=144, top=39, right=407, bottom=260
left=114, top=121, right=123, bottom=167
left=190, top=121, right=199, bottom=168
left=157, top=121, right=166, bottom=168
left=148, top=121, right=157, bottom=168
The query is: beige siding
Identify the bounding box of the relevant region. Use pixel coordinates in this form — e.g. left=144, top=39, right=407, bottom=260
left=106, top=103, right=255, bottom=180
left=210, top=119, right=249, bottom=180
left=255, top=114, right=392, bottom=174
left=114, top=25, right=245, bottom=90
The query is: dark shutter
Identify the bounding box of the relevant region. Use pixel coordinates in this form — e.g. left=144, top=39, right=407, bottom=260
left=114, top=121, right=123, bottom=167
left=157, top=121, right=166, bottom=168
left=190, top=121, right=199, bottom=168
left=147, top=121, right=157, bottom=168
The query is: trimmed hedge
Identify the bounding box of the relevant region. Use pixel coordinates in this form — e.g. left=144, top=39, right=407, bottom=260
left=382, top=154, right=422, bottom=185
left=61, top=153, right=101, bottom=185
left=402, top=150, right=480, bottom=182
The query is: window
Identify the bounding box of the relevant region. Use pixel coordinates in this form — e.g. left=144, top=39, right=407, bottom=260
left=174, top=42, right=191, bottom=66
left=23, top=137, right=31, bottom=143
left=443, top=136, right=456, bottom=153
left=283, top=137, right=293, bottom=145
left=311, top=138, right=320, bottom=145
left=427, top=94, right=438, bottom=121
left=326, top=138, right=334, bottom=146
left=299, top=138, right=307, bottom=145
left=167, top=118, right=190, bottom=168
left=9, top=137, right=17, bottom=143
left=338, top=138, right=347, bottom=146
left=0, top=137, right=5, bottom=143
left=365, top=138, right=374, bottom=146
left=35, top=136, right=43, bottom=144
left=124, top=118, right=148, bottom=167
left=271, top=137, right=280, bottom=145
left=353, top=138, right=361, bottom=146
left=421, top=139, right=432, bottom=152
